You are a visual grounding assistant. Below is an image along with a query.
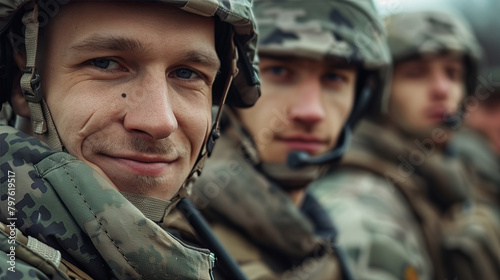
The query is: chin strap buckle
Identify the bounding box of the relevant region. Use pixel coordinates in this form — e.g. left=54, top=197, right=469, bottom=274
left=206, top=127, right=221, bottom=157
left=22, top=67, right=43, bottom=103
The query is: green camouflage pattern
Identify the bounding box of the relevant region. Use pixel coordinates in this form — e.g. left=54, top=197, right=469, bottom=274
left=453, top=128, right=500, bottom=205
left=0, top=125, right=214, bottom=279
left=309, top=168, right=432, bottom=280
left=253, top=0, right=391, bottom=105
left=310, top=120, right=500, bottom=280
left=385, top=6, right=482, bottom=93
left=254, top=0, right=389, bottom=67
left=0, top=0, right=260, bottom=107
left=189, top=110, right=342, bottom=279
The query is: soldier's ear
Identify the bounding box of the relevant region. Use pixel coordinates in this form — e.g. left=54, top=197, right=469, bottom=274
left=11, top=49, right=30, bottom=118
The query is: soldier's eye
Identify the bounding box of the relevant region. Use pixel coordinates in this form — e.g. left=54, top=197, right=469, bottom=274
left=91, top=58, right=120, bottom=70
left=173, top=68, right=200, bottom=80
left=268, top=66, right=287, bottom=77
left=325, top=73, right=346, bottom=83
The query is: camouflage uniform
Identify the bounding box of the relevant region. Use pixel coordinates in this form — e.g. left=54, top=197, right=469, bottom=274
left=310, top=5, right=500, bottom=280
left=310, top=119, right=499, bottom=280
left=0, top=0, right=260, bottom=279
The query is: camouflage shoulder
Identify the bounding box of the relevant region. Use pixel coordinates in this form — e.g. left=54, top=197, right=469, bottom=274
left=309, top=168, right=433, bottom=280
left=309, top=167, right=398, bottom=201
left=452, top=129, right=500, bottom=188
left=0, top=124, right=55, bottom=165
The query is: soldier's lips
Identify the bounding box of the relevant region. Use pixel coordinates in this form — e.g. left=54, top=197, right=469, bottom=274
left=105, top=154, right=175, bottom=177
left=426, top=107, right=452, bottom=122
left=277, top=135, right=326, bottom=153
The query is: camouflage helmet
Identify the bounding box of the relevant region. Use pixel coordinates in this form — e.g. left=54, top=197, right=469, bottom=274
left=252, top=0, right=392, bottom=168
left=384, top=4, right=482, bottom=95
left=0, top=0, right=260, bottom=198
left=449, top=0, right=500, bottom=99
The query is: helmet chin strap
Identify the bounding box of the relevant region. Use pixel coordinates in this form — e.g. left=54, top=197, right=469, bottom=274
left=20, top=5, right=63, bottom=151
left=174, top=33, right=239, bottom=200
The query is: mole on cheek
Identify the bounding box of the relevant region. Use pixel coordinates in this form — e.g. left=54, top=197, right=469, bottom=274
left=121, top=93, right=126, bottom=98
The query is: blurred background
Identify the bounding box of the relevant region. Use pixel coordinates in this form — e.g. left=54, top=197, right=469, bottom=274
left=375, top=0, right=500, bottom=69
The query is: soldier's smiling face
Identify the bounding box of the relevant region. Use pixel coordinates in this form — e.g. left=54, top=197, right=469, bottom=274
left=39, top=2, right=219, bottom=200
left=236, top=55, right=356, bottom=164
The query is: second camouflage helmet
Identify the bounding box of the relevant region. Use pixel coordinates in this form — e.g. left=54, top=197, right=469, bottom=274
left=385, top=5, right=482, bottom=95
left=253, top=0, right=392, bottom=110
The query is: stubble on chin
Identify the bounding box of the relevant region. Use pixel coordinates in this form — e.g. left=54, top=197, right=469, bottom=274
left=83, top=133, right=190, bottom=197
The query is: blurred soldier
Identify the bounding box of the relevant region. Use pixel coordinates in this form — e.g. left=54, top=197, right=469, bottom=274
left=0, top=0, right=260, bottom=279
left=448, top=0, right=500, bottom=212
left=179, top=0, right=391, bottom=278
left=454, top=67, right=500, bottom=203
left=310, top=3, right=500, bottom=280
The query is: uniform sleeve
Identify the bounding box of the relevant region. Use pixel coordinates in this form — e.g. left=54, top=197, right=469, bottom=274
left=308, top=168, right=433, bottom=280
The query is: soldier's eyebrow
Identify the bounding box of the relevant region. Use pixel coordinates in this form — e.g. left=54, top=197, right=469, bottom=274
left=175, top=50, right=221, bottom=72
left=69, top=35, right=220, bottom=71
left=69, top=35, right=147, bottom=53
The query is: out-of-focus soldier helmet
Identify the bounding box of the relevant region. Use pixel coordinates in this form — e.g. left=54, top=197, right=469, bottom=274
left=253, top=0, right=392, bottom=168
left=448, top=0, right=500, bottom=99
left=383, top=3, right=483, bottom=128
left=384, top=3, right=482, bottom=97
left=0, top=0, right=261, bottom=198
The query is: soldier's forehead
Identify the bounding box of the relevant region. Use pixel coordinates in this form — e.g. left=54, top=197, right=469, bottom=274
left=258, top=53, right=357, bottom=69
left=401, top=51, right=464, bottom=64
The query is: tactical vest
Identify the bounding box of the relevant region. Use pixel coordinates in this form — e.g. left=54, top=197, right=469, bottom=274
left=340, top=120, right=500, bottom=280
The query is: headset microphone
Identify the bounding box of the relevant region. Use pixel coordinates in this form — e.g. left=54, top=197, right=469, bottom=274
left=287, top=126, right=352, bottom=169
left=286, top=84, right=371, bottom=169
left=441, top=111, right=462, bottom=128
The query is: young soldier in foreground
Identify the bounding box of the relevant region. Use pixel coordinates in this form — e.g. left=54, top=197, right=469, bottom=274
left=183, top=0, right=391, bottom=278
left=310, top=4, right=500, bottom=280
left=0, top=0, right=260, bottom=278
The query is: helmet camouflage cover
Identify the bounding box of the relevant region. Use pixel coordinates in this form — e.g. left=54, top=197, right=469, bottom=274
left=0, top=0, right=260, bottom=107
left=385, top=5, right=482, bottom=94
left=253, top=0, right=392, bottom=109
